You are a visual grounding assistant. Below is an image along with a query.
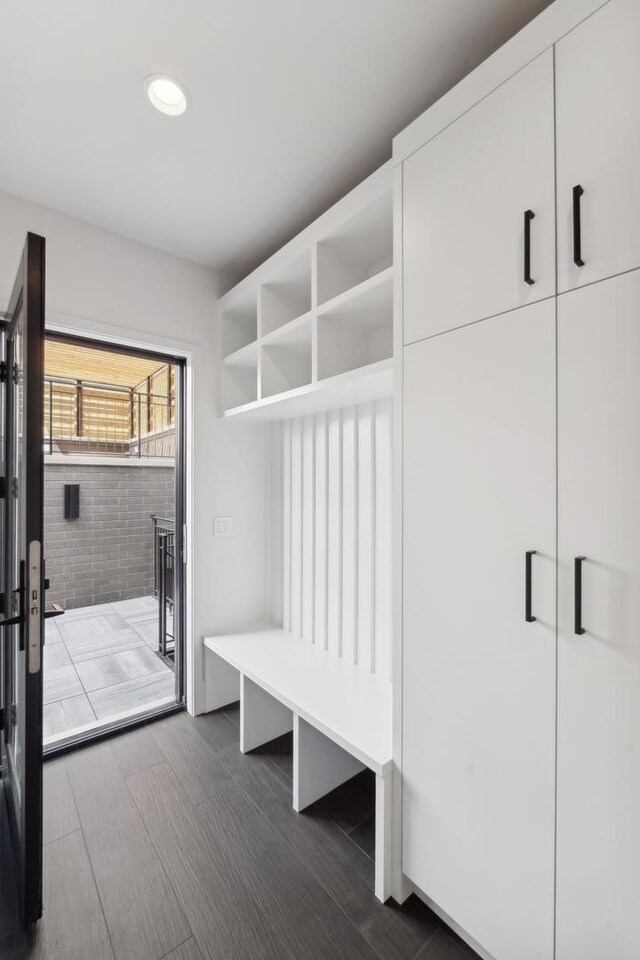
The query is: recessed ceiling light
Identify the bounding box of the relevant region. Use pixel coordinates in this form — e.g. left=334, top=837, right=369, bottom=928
left=143, top=74, right=190, bottom=117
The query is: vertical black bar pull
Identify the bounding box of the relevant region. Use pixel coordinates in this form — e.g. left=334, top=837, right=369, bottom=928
left=525, top=550, right=537, bottom=622
left=572, top=185, right=585, bottom=267
left=574, top=556, right=586, bottom=635
left=524, top=210, right=535, bottom=285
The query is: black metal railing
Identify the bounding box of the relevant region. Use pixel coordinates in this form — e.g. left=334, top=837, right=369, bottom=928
left=151, top=514, right=175, bottom=658
left=44, top=373, right=175, bottom=458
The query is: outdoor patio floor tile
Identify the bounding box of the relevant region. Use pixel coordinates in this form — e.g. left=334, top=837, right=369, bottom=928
left=44, top=641, right=72, bottom=670
left=59, top=602, right=116, bottom=623
left=60, top=620, right=145, bottom=663
left=43, top=598, right=175, bottom=743
left=44, top=665, right=85, bottom=705
left=110, top=596, right=158, bottom=623
left=75, top=646, right=168, bottom=693
left=130, top=616, right=162, bottom=648
left=45, top=618, right=63, bottom=644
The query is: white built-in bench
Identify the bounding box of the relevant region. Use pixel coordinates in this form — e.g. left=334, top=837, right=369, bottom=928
left=203, top=628, right=392, bottom=901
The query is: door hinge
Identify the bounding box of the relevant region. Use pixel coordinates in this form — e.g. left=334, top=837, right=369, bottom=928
left=9, top=704, right=17, bottom=727
left=12, top=362, right=19, bottom=385
left=11, top=477, right=18, bottom=498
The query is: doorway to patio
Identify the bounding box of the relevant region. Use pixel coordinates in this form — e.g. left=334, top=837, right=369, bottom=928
left=42, top=334, right=185, bottom=751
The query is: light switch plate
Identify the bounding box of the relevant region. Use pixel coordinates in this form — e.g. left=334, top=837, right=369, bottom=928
left=214, top=516, right=233, bottom=538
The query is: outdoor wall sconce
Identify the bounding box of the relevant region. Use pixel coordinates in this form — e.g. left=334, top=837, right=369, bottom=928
left=64, top=483, right=80, bottom=520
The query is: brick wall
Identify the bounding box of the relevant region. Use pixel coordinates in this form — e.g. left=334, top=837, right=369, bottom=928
left=44, top=462, right=175, bottom=610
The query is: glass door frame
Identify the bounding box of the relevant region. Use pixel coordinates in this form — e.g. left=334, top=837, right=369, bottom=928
left=42, top=332, right=187, bottom=757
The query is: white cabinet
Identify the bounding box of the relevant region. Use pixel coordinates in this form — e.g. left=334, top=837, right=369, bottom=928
left=403, top=49, right=555, bottom=345
left=556, top=0, right=640, bottom=293
left=403, top=299, right=556, bottom=960
left=556, top=268, right=640, bottom=960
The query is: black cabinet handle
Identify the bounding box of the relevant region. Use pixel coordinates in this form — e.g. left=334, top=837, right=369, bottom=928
left=572, top=185, right=585, bottom=267
left=574, top=556, right=586, bottom=635
left=524, top=210, right=535, bottom=285
left=525, top=550, right=537, bottom=622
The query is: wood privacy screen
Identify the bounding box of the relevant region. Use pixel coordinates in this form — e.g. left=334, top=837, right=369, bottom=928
left=43, top=363, right=175, bottom=453
left=280, top=398, right=392, bottom=681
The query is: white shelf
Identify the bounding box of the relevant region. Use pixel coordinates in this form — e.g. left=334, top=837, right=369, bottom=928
left=317, top=269, right=393, bottom=380
left=260, top=251, right=312, bottom=336
left=222, top=340, right=258, bottom=367
left=222, top=340, right=258, bottom=409
left=316, top=191, right=393, bottom=306
left=223, top=357, right=392, bottom=422
left=261, top=310, right=312, bottom=347
left=316, top=265, right=393, bottom=318
left=221, top=291, right=258, bottom=358
left=261, top=314, right=312, bottom=399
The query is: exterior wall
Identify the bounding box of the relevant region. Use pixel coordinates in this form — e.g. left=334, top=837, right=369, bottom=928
left=44, top=461, right=174, bottom=610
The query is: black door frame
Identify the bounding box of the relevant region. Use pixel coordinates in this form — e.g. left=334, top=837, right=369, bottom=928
left=43, top=331, right=187, bottom=757
left=0, top=233, right=46, bottom=928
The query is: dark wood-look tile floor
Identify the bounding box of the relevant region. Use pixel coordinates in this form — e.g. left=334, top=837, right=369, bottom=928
left=2, top=708, right=480, bottom=960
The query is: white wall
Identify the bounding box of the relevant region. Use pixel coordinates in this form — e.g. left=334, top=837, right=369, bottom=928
left=280, top=399, right=393, bottom=681
left=0, top=189, right=271, bottom=715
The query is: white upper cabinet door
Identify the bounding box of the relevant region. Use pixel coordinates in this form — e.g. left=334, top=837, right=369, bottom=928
left=402, top=49, right=555, bottom=345
left=557, top=269, right=640, bottom=960
left=556, top=0, right=640, bottom=293
left=403, top=299, right=556, bottom=960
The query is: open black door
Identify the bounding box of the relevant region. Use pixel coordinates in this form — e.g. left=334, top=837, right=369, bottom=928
left=0, top=233, right=45, bottom=934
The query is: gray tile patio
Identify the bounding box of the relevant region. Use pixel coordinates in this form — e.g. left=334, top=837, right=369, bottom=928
left=43, top=595, right=176, bottom=745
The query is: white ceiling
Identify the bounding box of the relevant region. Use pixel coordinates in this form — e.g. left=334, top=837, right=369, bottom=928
left=1, top=0, right=551, bottom=286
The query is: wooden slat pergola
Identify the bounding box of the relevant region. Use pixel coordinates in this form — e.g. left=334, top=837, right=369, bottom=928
left=44, top=339, right=175, bottom=452
left=45, top=340, right=166, bottom=386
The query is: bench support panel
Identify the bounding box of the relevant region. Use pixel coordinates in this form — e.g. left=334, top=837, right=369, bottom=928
left=205, top=651, right=240, bottom=712
left=375, top=764, right=393, bottom=903
left=240, top=675, right=294, bottom=754
left=293, top=715, right=365, bottom=814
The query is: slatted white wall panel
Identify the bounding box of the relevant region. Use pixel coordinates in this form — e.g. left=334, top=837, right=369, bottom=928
left=280, top=399, right=392, bottom=680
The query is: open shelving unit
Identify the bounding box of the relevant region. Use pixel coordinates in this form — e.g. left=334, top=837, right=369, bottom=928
left=218, top=164, right=393, bottom=421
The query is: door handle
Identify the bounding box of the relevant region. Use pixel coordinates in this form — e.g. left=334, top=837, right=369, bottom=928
left=525, top=550, right=537, bottom=622
left=572, top=185, right=585, bottom=267
left=574, top=556, right=586, bottom=635
left=524, top=210, right=535, bottom=285
left=44, top=603, right=65, bottom=620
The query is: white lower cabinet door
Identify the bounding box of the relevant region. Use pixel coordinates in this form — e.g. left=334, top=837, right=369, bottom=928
left=402, top=299, right=556, bottom=960
left=556, top=269, right=640, bottom=960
